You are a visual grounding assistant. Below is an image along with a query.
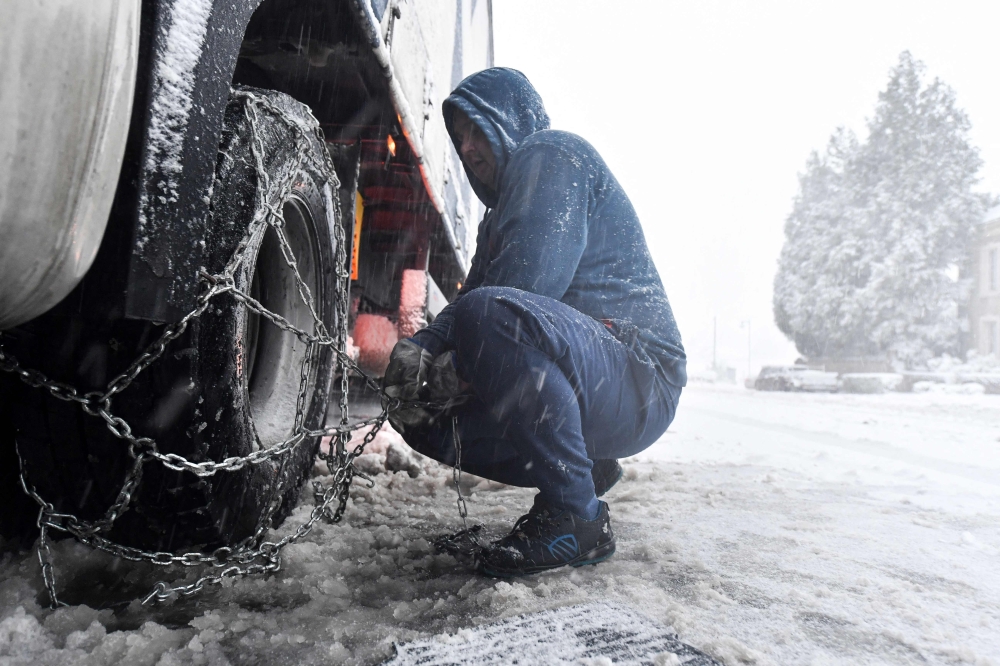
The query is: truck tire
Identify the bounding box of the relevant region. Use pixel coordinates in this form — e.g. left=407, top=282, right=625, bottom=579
left=0, top=88, right=339, bottom=552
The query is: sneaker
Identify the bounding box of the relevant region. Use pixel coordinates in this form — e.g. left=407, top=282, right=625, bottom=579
left=592, top=459, right=623, bottom=497
left=479, top=499, right=616, bottom=577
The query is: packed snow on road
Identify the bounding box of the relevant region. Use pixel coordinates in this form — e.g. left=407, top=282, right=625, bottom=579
left=1, top=383, right=997, bottom=665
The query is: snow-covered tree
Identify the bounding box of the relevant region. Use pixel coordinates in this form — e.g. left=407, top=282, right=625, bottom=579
left=774, top=52, right=991, bottom=366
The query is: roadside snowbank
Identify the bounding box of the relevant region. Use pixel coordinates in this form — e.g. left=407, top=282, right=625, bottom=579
left=1, top=386, right=998, bottom=665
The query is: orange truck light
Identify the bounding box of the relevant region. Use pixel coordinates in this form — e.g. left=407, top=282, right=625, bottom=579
left=351, top=193, right=364, bottom=280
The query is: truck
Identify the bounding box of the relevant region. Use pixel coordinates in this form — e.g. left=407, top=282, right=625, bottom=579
left=0, top=0, right=491, bottom=559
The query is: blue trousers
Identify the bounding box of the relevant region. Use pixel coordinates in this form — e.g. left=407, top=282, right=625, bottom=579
left=404, top=287, right=681, bottom=518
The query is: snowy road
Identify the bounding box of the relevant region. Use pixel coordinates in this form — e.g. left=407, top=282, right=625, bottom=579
left=1, top=384, right=998, bottom=664
left=636, top=385, right=1000, bottom=664
left=654, top=384, right=1000, bottom=491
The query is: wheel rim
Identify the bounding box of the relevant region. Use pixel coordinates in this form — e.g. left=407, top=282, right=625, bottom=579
left=243, top=196, right=322, bottom=448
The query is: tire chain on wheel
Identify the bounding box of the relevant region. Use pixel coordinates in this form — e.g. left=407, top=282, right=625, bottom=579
left=0, top=87, right=427, bottom=607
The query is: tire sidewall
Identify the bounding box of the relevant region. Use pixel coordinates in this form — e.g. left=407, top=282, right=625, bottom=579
left=186, top=94, right=336, bottom=543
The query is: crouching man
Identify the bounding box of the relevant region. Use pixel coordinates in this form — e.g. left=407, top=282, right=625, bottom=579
left=383, top=68, right=686, bottom=576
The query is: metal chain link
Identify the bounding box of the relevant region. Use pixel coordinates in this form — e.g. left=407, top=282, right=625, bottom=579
left=0, top=88, right=431, bottom=607
left=431, top=415, right=487, bottom=561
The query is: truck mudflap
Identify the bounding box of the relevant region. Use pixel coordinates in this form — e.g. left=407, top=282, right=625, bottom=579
left=124, top=0, right=260, bottom=323
left=0, top=0, right=139, bottom=330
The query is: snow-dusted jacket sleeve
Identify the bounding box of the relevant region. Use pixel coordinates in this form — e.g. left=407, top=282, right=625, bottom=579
left=411, top=142, right=589, bottom=355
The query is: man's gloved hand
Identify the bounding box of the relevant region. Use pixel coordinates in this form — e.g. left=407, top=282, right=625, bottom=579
left=383, top=339, right=433, bottom=432
left=426, top=351, right=470, bottom=406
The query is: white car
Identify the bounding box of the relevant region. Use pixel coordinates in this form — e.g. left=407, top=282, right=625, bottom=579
left=754, top=365, right=840, bottom=392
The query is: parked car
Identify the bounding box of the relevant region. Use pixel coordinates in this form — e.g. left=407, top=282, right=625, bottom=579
left=754, top=365, right=839, bottom=392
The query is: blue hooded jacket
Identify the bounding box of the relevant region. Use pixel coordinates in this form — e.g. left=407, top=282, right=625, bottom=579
left=412, top=68, right=686, bottom=387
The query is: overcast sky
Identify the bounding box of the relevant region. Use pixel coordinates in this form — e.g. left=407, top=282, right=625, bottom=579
left=491, top=0, right=1000, bottom=378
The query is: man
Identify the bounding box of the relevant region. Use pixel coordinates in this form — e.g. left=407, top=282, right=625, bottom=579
left=384, top=67, right=685, bottom=577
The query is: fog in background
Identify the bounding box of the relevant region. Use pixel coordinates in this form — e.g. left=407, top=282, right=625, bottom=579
left=492, top=0, right=1000, bottom=379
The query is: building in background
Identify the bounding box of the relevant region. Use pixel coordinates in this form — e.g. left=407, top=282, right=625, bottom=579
left=970, top=206, right=1000, bottom=356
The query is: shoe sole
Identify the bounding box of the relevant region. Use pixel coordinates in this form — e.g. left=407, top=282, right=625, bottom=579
left=480, top=540, right=616, bottom=578
left=595, top=465, right=623, bottom=498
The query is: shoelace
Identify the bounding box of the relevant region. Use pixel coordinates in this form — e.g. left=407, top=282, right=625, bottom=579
left=510, top=506, right=558, bottom=540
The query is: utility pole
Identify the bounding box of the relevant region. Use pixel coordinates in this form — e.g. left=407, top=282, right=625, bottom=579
left=740, top=319, right=751, bottom=378
left=712, top=316, right=717, bottom=371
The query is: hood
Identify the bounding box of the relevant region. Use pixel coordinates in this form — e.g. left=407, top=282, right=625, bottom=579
left=443, top=67, right=550, bottom=208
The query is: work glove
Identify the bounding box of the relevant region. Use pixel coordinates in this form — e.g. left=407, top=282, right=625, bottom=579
left=383, top=339, right=433, bottom=432
left=426, top=351, right=470, bottom=407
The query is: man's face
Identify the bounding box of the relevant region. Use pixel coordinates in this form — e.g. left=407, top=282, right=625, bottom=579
left=452, top=111, right=497, bottom=188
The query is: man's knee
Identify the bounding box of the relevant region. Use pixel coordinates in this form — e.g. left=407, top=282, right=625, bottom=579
left=451, top=286, right=523, bottom=345
left=453, top=286, right=514, bottom=322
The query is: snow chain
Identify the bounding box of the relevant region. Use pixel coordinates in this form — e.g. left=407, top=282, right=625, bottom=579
left=430, top=416, right=487, bottom=562
left=0, top=89, right=438, bottom=607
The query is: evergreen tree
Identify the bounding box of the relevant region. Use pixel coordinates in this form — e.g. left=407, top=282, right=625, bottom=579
left=774, top=52, right=991, bottom=366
